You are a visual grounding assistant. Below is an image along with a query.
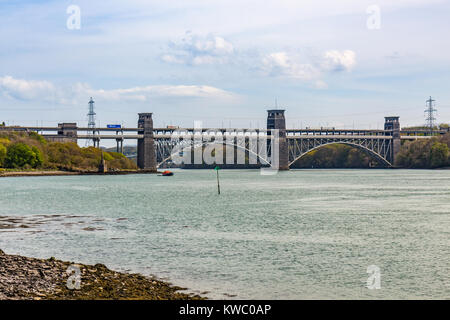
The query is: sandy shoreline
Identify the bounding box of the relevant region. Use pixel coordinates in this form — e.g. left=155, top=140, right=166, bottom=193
left=0, top=249, right=204, bottom=300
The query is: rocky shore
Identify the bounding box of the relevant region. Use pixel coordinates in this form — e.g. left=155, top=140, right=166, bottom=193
left=0, top=249, right=204, bottom=300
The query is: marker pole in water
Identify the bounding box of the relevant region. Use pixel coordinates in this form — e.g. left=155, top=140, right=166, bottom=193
left=215, top=166, right=221, bottom=195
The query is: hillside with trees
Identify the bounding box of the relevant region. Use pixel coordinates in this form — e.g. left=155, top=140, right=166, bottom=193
left=290, top=144, right=380, bottom=168
left=0, top=131, right=137, bottom=171
left=395, top=133, right=450, bottom=168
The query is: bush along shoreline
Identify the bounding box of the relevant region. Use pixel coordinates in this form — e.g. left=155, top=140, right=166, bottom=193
left=0, top=249, right=205, bottom=300
left=395, top=133, right=450, bottom=168
left=0, top=131, right=137, bottom=173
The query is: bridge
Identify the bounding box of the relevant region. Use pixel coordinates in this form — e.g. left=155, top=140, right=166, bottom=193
left=1, top=110, right=446, bottom=170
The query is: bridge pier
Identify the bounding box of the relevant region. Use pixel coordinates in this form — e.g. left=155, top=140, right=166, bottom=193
left=137, top=113, right=157, bottom=171
left=267, top=109, right=289, bottom=170
left=384, top=116, right=401, bottom=165
left=116, top=138, right=123, bottom=154
left=93, top=137, right=100, bottom=148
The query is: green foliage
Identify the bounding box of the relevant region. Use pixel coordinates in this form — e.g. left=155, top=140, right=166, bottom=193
left=45, top=143, right=137, bottom=171
left=396, top=133, right=450, bottom=168
left=430, top=142, right=449, bottom=168
left=29, top=131, right=47, bottom=145
left=102, top=152, right=114, bottom=161
left=0, top=137, right=9, bottom=167
left=0, top=144, right=6, bottom=167
left=108, top=151, right=126, bottom=159
left=346, top=148, right=368, bottom=167
left=4, top=143, right=42, bottom=168
left=0, top=131, right=137, bottom=171
left=31, top=146, right=43, bottom=167
left=291, top=144, right=377, bottom=168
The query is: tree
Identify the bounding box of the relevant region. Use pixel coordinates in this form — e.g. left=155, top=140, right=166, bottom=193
left=29, top=131, right=47, bottom=145
left=31, top=146, right=43, bottom=167
left=346, top=148, right=367, bottom=167
left=430, top=142, right=449, bottom=168
left=0, top=132, right=136, bottom=171
left=396, top=133, right=450, bottom=168
left=0, top=144, right=6, bottom=167
left=4, top=143, right=42, bottom=168
left=290, top=144, right=375, bottom=168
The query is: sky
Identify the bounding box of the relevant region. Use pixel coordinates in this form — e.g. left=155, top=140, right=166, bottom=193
left=1, top=0, right=450, bottom=139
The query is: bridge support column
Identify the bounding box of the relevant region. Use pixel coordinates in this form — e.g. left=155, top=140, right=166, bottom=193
left=93, top=137, right=100, bottom=148
left=384, top=116, right=401, bottom=165
left=116, top=138, right=123, bottom=154
left=137, top=113, right=157, bottom=171
left=267, top=109, right=289, bottom=170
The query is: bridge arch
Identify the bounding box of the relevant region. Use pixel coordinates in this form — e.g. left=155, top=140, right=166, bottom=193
left=156, top=141, right=272, bottom=168
left=288, top=141, right=392, bottom=168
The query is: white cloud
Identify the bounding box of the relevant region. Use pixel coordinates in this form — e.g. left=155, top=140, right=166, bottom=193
left=322, top=50, right=356, bottom=72
left=0, top=75, right=236, bottom=105
left=78, top=84, right=236, bottom=100
left=0, top=75, right=59, bottom=101
left=262, top=52, right=320, bottom=80
left=261, top=50, right=356, bottom=87
left=161, top=54, right=185, bottom=64
left=162, top=32, right=234, bottom=65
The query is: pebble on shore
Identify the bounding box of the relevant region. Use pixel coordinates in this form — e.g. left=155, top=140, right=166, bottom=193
left=0, top=249, right=204, bottom=300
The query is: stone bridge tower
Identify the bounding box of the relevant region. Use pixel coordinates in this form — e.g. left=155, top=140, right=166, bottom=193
left=267, top=109, right=289, bottom=170
left=384, top=116, right=401, bottom=165
left=137, top=113, right=157, bottom=171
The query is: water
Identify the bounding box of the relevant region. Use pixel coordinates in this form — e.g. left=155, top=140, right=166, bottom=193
left=0, top=169, right=449, bottom=299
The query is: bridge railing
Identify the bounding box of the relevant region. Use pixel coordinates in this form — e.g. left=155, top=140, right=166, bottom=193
left=2, top=125, right=448, bottom=138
